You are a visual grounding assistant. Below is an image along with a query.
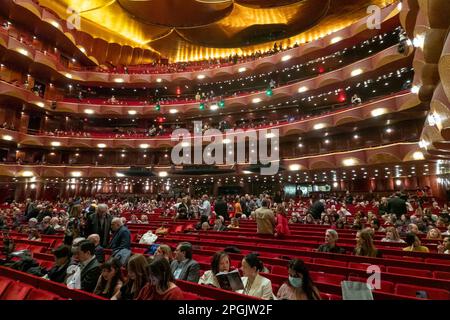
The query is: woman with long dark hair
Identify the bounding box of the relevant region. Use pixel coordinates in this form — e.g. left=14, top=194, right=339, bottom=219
left=136, top=257, right=184, bottom=300
left=94, top=258, right=123, bottom=299
left=277, top=259, right=321, bottom=300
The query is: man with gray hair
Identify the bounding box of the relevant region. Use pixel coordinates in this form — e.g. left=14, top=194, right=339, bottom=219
left=108, top=217, right=131, bottom=265
left=86, top=203, right=112, bottom=248
left=317, top=229, right=346, bottom=254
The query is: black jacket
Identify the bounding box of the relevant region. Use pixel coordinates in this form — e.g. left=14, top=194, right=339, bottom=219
left=309, top=201, right=325, bottom=220
left=81, top=258, right=101, bottom=293
left=387, top=197, right=407, bottom=218
left=214, top=200, right=229, bottom=220
left=87, top=213, right=113, bottom=248
left=47, top=261, right=70, bottom=283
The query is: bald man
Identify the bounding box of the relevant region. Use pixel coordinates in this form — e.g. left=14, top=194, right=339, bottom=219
left=87, top=234, right=105, bottom=263
left=108, top=218, right=131, bottom=265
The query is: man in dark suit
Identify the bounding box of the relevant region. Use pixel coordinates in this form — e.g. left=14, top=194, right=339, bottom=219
left=46, top=245, right=71, bottom=283
left=108, top=218, right=131, bottom=266
left=86, top=203, right=112, bottom=248
left=387, top=192, right=407, bottom=219
left=170, top=242, right=200, bottom=283
left=214, top=196, right=229, bottom=221
left=78, top=240, right=101, bottom=293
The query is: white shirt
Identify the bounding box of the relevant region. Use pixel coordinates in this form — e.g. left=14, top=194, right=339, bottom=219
left=66, top=264, right=81, bottom=290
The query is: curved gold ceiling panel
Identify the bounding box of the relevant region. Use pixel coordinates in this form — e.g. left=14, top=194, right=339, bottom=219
left=174, top=1, right=330, bottom=48
left=117, top=0, right=234, bottom=28
left=235, top=0, right=304, bottom=8
left=36, top=0, right=396, bottom=62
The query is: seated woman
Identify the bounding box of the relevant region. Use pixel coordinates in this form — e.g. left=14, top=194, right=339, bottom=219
left=28, top=228, right=41, bottom=241
left=139, top=215, right=149, bottom=224
left=274, top=205, right=290, bottom=238
left=112, top=254, right=149, bottom=300
left=227, top=218, right=240, bottom=229
left=381, top=226, right=405, bottom=243
left=354, top=229, right=382, bottom=257
left=136, top=257, right=184, bottom=300
left=198, top=251, right=231, bottom=288
left=403, top=233, right=430, bottom=252
left=426, top=228, right=442, bottom=240
left=236, top=253, right=274, bottom=300
left=94, top=258, right=124, bottom=299
left=277, top=259, right=321, bottom=300
left=154, top=244, right=173, bottom=263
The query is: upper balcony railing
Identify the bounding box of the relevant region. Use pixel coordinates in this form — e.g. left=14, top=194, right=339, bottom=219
left=0, top=92, right=417, bottom=150
left=0, top=46, right=413, bottom=118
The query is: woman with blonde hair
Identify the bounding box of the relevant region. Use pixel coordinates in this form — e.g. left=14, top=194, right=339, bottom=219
left=354, top=229, right=381, bottom=257
left=381, top=226, right=405, bottom=243
left=426, top=228, right=442, bottom=240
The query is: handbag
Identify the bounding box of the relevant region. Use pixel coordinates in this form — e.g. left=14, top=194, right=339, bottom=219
left=341, top=280, right=374, bottom=300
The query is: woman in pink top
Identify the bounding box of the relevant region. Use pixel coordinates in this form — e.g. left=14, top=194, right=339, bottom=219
left=275, top=204, right=290, bottom=238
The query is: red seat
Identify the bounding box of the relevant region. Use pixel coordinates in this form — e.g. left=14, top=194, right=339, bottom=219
left=347, top=276, right=394, bottom=293
left=433, top=271, right=450, bottom=280
left=348, top=262, right=385, bottom=272
left=310, top=271, right=345, bottom=285
left=314, top=258, right=347, bottom=267
left=425, top=258, right=450, bottom=266
left=0, top=278, right=12, bottom=296
left=386, top=266, right=432, bottom=278
left=271, top=265, right=286, bottom=276
left=320, top=293, right=341, bottom=300
left=26, top=288, right=61, bottom=300
left=0, top=282, right=33, bottom=300
left=395, top=284, right=450, bottom=300
left=180, top=292, right=203, bottom=300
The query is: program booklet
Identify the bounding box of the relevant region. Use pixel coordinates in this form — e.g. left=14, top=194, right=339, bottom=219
left=215, top=269, right=244, bottom=291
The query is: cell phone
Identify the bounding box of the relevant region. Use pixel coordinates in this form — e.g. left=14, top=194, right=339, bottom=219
left=416, top=290, right=428, bottom=299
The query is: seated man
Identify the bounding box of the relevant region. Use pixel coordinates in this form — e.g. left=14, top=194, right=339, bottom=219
left=45, top=245, right=71, bottom=283
left=170, top=242, right=200, bottom=283
left=108, top=218, right=131, bottom=266
left=317, top=229, right=346, bottom=254
left=438, top=236, right=450, bottom=254
left=66, top=240, right=101, bottom=293
left=403, top=233, right=429, bottom=253
left=87, top=234, right=105, bottom=264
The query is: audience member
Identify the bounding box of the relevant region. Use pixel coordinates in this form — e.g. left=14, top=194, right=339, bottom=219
left=237, top=253, right=274, bottom=300
left=154, top=244, right=173, bottom=263
left=403, top=233, right=429, bottom=252
left=276, top=259, right=321, bottom=300
left=170, top=242, right=200, bottom=282
left=274, top=204, right=290, bottom=238
left=109, top=217, right=132, bottom=265
left=94, top=258, right=123, bottom=299
left=113, top=254, right=149, bottom=300
left=252, top=200, right=275, bottom=235
left=45, top=245, right=71, bottom=283
left=354, top=229, right=382, bottom=257
left=136, top=257, right=184, bottom=300
left=198, top=251, right=231, bottom=288
left=317, top=229, right=346, bottom=254
left=87, top=234, right=105, bottom=263
left=381, top=226, right=405, bottom=243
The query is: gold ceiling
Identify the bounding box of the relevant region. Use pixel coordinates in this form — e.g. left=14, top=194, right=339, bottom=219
left=37, top=0, right=396, bottom=62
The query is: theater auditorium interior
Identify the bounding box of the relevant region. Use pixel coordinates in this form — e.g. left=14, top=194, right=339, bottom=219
left=0, top=0, right=449, bottom=303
